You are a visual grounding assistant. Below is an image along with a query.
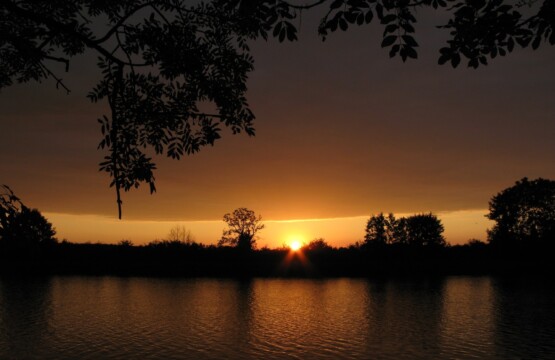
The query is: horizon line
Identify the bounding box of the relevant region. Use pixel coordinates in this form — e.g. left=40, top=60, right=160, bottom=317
left=43, top=208, right=489, bottom=224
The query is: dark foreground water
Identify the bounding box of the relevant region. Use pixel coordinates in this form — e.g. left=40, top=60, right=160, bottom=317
left=0, top=276, right=554, bottom=359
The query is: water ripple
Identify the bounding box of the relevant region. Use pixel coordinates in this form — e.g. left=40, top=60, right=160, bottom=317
left=1, top=277, right=554, bottom=359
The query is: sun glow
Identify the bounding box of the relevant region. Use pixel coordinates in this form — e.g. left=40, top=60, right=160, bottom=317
left=290, top=240, right=302, bottom=251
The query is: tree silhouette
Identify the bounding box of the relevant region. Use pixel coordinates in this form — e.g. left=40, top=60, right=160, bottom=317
left=1, top=2, right=260, bottom=218
left=219, top=208, right=264, bottom=251
left=1, top=207, right=57, bottom=247
left=388, top=213, right=409, bottom=245
left=304, top=238, right=333, bottom=251
left=0, top=185, right=22, bottom=234
left=364, top=213, right=391, bottom=246
left=487, top=177, right=555, bottom=247
left=0, top=185, right=57, bottom=251
left=166, top=225, right=195, bottom=244
left=364, top=212, right=445, bottom=247
left=405, top=213, right=446, bottom=247
left=118, top=239, right=134, bottom=247
left=2, top=0, right=553, bottom=216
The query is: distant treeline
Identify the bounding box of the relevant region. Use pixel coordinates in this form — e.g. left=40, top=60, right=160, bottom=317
left=1, top=177, right=554, bottom=277
left=0, top=238, right=554, bottom=277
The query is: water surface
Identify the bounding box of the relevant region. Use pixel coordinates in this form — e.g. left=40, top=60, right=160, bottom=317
left=1, top=276, right=553, bottom=359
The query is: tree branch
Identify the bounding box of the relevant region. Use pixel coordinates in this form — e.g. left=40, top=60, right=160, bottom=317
left=151, top=4, right=172, bottom=27
left=107, top=65, right=125, bottom=219
left=39, top=62, right=71, bottom=94
left=44, top=55, right=70, bottom=72
left=93, top=1, right=155, bottom=44
left=3, top=0, right=128, bottom=66
left=281, top=0, right=328, bottom=10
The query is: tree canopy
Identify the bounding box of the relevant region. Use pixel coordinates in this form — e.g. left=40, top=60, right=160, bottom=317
left=0, top=185, right=20, bottom=232
left=405, top=213, right=446, bottom=247
left=0, top=185, right=57, bottom=250
left=487, top=177, right=555, bottom=246
left=1, top=0, right=553, bottom=217
left=364, top=212, right=445, bottom=247
left=219, top=207, right=264, bottom=251
left=364, top=212, right=390, bottom=245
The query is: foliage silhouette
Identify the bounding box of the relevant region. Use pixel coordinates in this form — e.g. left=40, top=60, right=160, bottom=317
left=1, top=1, right=259, bottom=218
left=2, top=180, right=555, bottom=277
left=303, top=238, right=333, bottom=252
left=0, top=185, right=57, bottom=254
left=2, top=0, right=553, bottom=217
left=118, top=239, right=134, bottom=247
left=405, top=213, right=446, bottom=247
left=0, top=185, right=21, bottom=233
left=219, top=208, right=264, bottom=251
left=487, top=177, right=555, bottom=247
left=388, top=214, right=409, bottom=245
left=466, top=238, right=487, bottom=248
left=364, top=212, right=445, bottom=247
left=0, top=229, right=552, bottom=278
left=4, top=235, right=549, bottom=277
left=364, top=213, right=391, bottom=246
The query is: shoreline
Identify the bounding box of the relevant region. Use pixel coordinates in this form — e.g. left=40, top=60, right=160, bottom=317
left=1, top=242, right=553, bottom=278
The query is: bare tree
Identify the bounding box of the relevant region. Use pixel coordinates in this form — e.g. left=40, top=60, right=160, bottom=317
left=166, top=225, right=195, bottom=244
left=218, top=208, right=264, bottom=251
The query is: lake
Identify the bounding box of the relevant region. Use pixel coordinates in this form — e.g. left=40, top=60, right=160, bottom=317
left=1, top=276, right=554, bottom=359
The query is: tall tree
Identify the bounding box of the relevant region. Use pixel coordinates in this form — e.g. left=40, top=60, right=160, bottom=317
left=388, top=213, right=409, bottom=245
left=487, top=177, right=555, bottom=246
left=2, top=0, right=553, bottom=216
left=364, top=213, right=390, bottom=245
left=219, top=207, right=264, bottom=251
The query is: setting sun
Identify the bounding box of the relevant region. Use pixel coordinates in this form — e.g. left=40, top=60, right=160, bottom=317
left=290, top=240, right=302, bottom=251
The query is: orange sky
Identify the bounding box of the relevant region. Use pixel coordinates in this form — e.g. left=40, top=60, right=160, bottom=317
left=1, top=11, right=554, bottom=247
left=44, top=209, right=492, bottom=247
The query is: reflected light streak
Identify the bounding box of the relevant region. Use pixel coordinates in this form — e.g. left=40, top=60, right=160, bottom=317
left=280, top=246, right=311, bottom=273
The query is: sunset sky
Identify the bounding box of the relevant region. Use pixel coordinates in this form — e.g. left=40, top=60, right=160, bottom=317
left=1, top=10, right=554, bottom=247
